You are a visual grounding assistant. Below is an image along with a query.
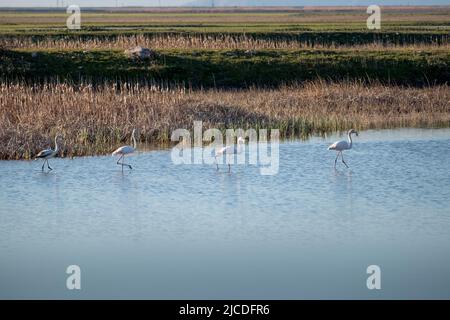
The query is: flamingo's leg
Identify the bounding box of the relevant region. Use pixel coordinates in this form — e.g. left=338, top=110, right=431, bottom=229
left=341, top=152, right=349, bottom=168
left=116, top=154, right=125, bottom=172
left=228, top=164, right=231, bottom=173
left=47, top=160, right=53, bottom=170
left=334, top=152, right=340, bottom=168
left=41, top=159, right=45, bottom=171
left=123, top=155, right=132, bottom=170
left=118, top=154, right=132, bottom=170
left=116, top=154, right=124, bottom=165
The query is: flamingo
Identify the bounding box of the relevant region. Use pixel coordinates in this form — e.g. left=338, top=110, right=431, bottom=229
left=214, top=137, right=245, bottom=173
left=112, top=129, right=137, bottom=171
left=328, top=129, right=359, bottom=169
left=36, top=134, right=63, bottom=171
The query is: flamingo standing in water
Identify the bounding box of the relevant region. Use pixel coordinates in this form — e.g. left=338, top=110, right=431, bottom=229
left=112, top=129, right=137, bottom=171
left=328, top=129, right=359, bottom=169
left=215, top=137, right=245, bottom=173
left=36, top=134, right=63, bottom=171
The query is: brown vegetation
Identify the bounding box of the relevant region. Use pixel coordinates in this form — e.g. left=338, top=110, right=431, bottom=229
left=3, top=34, right=450, bottom=51
left=1, top=81, right=449, bottom=160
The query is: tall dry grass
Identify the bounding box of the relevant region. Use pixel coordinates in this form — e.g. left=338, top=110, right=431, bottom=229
left=2, top=34, right=449, bottom=51
left=0, top=81, right=449, bottom=160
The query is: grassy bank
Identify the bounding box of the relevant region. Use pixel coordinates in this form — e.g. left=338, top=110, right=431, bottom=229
left=1, top=81, right=449, bottom=160
left=2, top=48, right=450, bottom=87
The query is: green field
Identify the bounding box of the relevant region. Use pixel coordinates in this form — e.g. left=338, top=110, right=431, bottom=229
left=1, top=6, right=450, bottom=87
left=1, top=6, right=450, bottom=35
left=2, top=48, right=449, bottom=87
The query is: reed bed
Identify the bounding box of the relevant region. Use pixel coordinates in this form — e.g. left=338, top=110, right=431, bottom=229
left=2, top=34, right=450, bottom=51
left=0, top=81, right=449, bottom=160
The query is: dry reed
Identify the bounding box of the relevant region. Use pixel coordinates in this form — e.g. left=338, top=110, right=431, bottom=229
left=2, top=34, right=449, bottom=51
left=0, top=81, right=449, bottom=160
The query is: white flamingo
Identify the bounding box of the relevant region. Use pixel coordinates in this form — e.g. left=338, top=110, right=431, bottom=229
left=112, top=129, right=137, bottom=171
left=328, top=129, right=359, bottom=169
left=36, top=134, right=63, bottom=171
left=215, top=137, right=245, bottom=173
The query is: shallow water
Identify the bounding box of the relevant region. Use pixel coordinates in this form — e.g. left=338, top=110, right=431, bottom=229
left=1, top=128, right=450, bottom=299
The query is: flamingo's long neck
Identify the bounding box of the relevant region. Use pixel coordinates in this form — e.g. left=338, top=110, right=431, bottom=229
left=132, top=131, right=137, bottom=149
left=347, top=132, right=353, bottom=149
left=54, top=136, right=59, bottom=153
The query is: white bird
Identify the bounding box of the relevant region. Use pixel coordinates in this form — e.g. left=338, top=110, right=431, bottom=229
left=112, top=129, right=137, bottom=171
left=36, top=134, right=63, bottom=171
left=328, top=129, right=359, bottom=169
left=214, top=137, right=245, bottom=173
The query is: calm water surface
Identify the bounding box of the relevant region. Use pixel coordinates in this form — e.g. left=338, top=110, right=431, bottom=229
left=1, top=128, right=450, bottom=299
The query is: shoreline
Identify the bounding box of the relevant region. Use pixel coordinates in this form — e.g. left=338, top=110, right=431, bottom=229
left=2, top=127, right=450, bottom=162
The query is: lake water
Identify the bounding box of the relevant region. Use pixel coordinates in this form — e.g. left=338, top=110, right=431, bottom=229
left=1, top=128, right=450, bottom=299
